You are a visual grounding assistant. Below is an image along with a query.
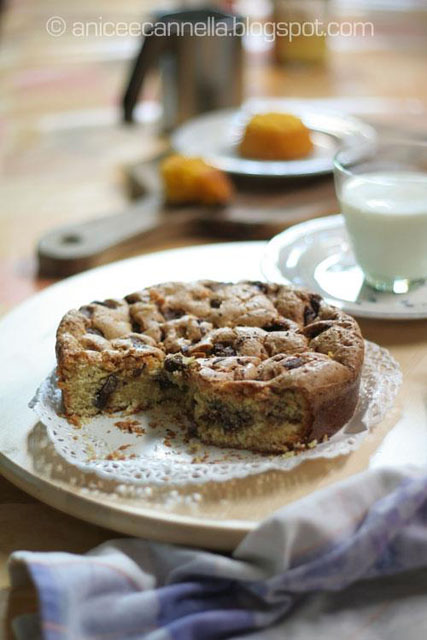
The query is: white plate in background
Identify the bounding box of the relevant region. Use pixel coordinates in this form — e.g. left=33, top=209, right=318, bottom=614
left=171, top=105, right=376, bottom=177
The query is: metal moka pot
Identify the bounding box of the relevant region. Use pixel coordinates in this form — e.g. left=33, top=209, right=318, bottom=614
left=122, top=7, right=243, bottom=130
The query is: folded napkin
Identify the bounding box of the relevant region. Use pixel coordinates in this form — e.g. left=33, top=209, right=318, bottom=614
left=9, top=466, right=427, bottom=640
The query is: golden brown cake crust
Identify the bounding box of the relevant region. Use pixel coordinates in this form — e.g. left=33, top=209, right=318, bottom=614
left=56, top=281, right=365, bottom=452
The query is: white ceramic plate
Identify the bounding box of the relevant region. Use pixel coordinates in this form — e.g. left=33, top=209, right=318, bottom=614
left=261, top=215, right=427, bottom=320
left=171, top=105, right=376, bottom=177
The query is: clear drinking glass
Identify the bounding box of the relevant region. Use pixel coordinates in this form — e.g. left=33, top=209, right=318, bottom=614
left=333, top=140, right=427, bottom=293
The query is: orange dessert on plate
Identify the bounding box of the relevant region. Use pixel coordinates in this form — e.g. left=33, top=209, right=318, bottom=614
left=239, top=113, right=313, bottom=161
left=161, top=155, right=233, bottom=205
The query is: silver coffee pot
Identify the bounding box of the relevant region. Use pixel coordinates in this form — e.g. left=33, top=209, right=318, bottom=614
left=123, top=7, right=243, bottom=130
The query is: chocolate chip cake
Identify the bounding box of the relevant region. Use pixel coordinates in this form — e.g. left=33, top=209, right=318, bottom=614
left=56, top=281, right=364, bottom=453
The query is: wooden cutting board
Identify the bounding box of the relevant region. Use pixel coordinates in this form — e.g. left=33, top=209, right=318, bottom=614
left=38, top=157, right=338, bottom=278
left=2, top=243, right=414, bottom=552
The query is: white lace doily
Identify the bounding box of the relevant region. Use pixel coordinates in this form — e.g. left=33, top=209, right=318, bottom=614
left=30, top=341, right=401, bottom=487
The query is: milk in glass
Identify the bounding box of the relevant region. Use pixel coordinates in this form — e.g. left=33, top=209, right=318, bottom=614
left=339, top=171, right=427, bottom=284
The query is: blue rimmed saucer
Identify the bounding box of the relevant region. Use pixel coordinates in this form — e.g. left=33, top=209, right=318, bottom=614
left=261, top=214, right=427, bottom=320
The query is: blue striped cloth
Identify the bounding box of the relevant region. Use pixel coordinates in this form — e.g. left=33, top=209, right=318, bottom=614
left=9, top=466, right=427, bottom=640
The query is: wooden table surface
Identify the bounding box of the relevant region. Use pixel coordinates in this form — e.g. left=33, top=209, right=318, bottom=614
left=1, top=0, right=427, bottom=636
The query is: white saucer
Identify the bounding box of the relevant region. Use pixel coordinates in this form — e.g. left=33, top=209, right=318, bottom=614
left=261, top=215, right=427, bottom=320
left=171, top=105, right=376, bottom=178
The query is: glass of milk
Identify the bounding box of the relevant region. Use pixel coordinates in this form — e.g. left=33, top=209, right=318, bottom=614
left=334, top=140, right=427, bottom=293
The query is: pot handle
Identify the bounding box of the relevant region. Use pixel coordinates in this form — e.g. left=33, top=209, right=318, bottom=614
left=122, top=22, right=167, bottom=123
